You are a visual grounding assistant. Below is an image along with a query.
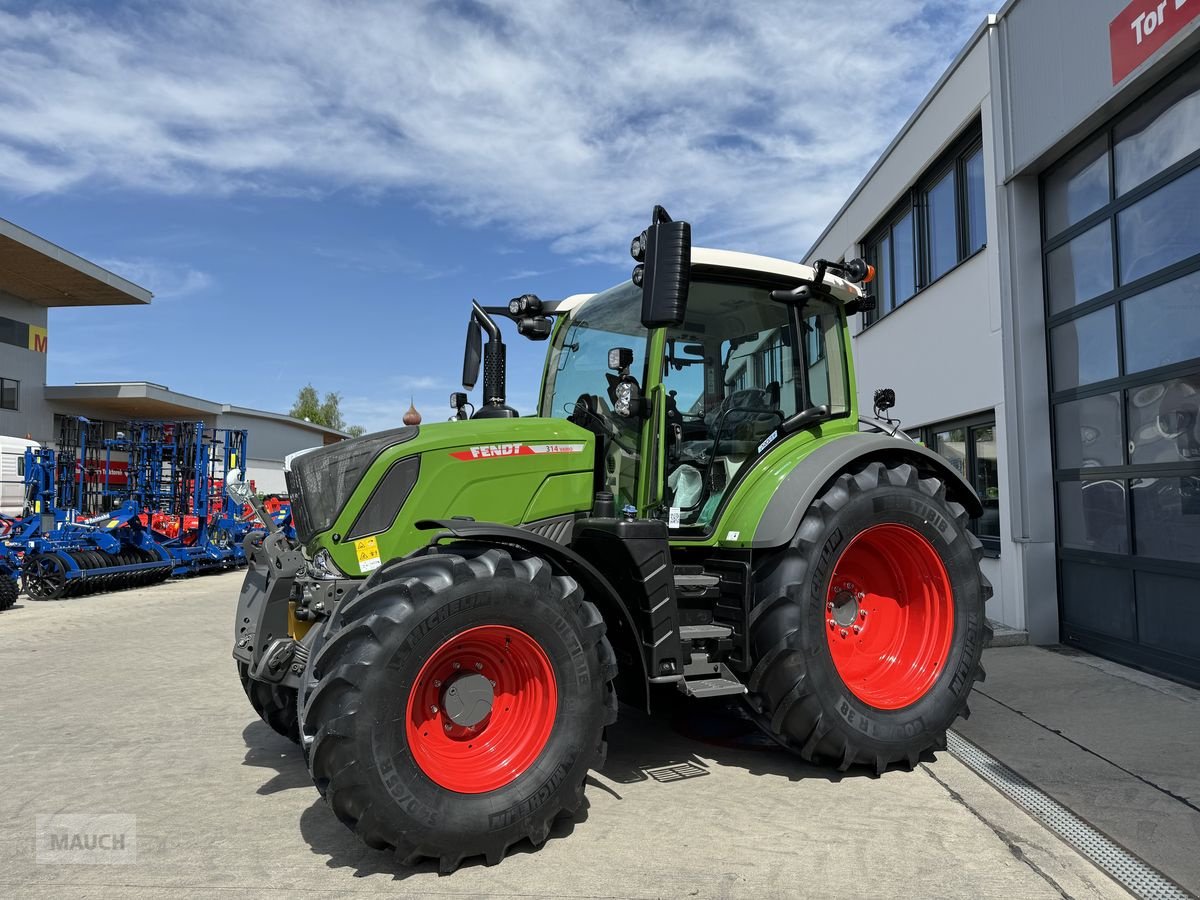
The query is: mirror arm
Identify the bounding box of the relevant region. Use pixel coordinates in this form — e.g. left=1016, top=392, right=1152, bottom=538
left=471, top=301, right=501, bottom=340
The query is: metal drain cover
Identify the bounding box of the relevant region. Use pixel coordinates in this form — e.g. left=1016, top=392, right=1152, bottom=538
left=947, top=730, right=1194, bottom=900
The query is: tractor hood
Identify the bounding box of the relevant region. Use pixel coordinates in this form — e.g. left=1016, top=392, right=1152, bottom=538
left=286, top=418, right=595, bottom=576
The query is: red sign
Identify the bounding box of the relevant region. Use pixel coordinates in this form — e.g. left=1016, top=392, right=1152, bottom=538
left=1111, top=0, right=1200, bottom=84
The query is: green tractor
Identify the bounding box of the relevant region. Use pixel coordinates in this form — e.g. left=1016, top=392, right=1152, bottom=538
left=231, top=207, right=990, bottom=871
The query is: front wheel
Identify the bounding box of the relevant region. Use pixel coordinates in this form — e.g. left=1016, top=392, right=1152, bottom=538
left=0, top=574, right=16, bottom=611
left=237, top=661, right=300, bottom=744
left=748, top=460, right=992, bottom=774
left=300, top=545, right=617, bottom=872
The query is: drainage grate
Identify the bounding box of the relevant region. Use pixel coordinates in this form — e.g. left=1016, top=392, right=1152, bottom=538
left=947, top=731, right=1195, bottom=900
left=643, top=762, right=709, bottom=783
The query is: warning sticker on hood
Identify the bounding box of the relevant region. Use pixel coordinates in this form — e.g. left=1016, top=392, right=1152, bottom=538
left=449, top=443, right=587, bottom=461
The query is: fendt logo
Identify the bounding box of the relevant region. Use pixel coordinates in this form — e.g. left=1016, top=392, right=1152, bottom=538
left=449, top=443, right=586, bottom=461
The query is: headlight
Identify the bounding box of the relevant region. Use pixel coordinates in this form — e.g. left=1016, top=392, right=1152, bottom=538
left=310, top=548, right=346, bottom=580
left=614, top=379, right=639, bottom=417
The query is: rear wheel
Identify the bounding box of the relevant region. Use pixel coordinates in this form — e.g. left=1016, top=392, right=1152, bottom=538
left=300, top=545, right=617, bottom=872
left=748, top=460, right=991, bottom=773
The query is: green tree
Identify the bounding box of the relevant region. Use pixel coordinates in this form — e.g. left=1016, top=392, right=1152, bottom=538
left=289, top=383, right=362, bottom=434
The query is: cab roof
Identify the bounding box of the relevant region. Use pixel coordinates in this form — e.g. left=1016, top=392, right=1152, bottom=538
left=549, top=247, right=862, bottom=317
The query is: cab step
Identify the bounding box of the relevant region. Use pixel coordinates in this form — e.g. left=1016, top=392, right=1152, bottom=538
left=677, top=659, right=747, bottom=698
left=679, top=623, right=732, bottom=641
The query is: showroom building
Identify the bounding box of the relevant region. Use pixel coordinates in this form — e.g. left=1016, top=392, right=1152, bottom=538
left=807, top=0, right=1200, bottom=683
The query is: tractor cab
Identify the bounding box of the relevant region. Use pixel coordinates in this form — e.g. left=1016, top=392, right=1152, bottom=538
left=539, top=249, right=863, bottom=529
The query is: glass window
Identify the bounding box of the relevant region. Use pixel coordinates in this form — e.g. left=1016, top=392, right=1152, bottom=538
left=926, top=168, right=958, bottom=282
left=1115, top=65, right=1200, bottom=196
left=933, top=426, right=967, bottom=478
left=965, top=146, right=986, bottom=253
left=1122, top=268, right=1200, bottom=374
left=871, top=233, right=892, bottom=318
left=1132, top=475, right=1200, bottom=562
left=0, top=378, right=16, bottom=411
left=540, top=282, right=648, bottom=508
left=1043, top=136, right=1110, bottom=238
left=1127, top=374, right=1200, bottom=466
left=1051, top=306, right=1118, bottom=390
left=1055, top=393, right=1123, bottom=468
left=1045, top=222, right=1114, bottom=314
left=1117, top=164, right=1200, bottom=284
left=930, top=417, right=1000, bottom=551
left=661, top=286, right=846, bottom=529
left=1058, top=478, right=1129, bottom=554
left=971, top=424, right=1001, bottom=542
left=892, top=210, right=916, bottom=305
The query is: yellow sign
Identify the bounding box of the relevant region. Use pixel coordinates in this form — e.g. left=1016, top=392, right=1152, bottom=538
left=354, top=535, right=381, bottom=573
left=28, top=325, right=47, bottom=353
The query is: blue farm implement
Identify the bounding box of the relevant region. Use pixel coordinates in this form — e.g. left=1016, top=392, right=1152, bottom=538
left=16, top=441, right=173, bottom=599
left=104, top=421, right=252, bottom=576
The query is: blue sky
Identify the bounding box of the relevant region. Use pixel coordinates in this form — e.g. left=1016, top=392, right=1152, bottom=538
left=0, top=0, right=992, bottom=433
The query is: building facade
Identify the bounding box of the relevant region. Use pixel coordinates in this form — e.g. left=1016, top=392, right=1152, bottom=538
left=45, top=383, right=345, bottom=494
left=0, top=217, right=344, bottom=496
left=808, top=0, right=1200, bottom=684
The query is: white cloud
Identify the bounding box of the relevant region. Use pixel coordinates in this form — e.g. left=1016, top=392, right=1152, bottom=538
left=340, top=374, right=457, bottom=432
left=0, top=0, right=993, bottom=259
left=91, top=256, right=212, bottom=299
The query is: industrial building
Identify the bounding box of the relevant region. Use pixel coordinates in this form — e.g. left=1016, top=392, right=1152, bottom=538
left=808, top=0, right=1200, bottom=684
left=0, top=217, right=343, bottom=495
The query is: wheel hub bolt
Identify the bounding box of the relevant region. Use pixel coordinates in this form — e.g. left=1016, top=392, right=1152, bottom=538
left=827, top=602, right=834, bottom=612
left=828, top=618, right=837, bottom=628
left=452, top=662, right=461, bottom=670
left=433, top=679, right=442, bottom=687
left=860, top=609, right=867, bottom=619
left=840, top=629, right=848, bottom=638
left=475, top=662, right=483, bottom=671
left=430, top=705, right=438, bottom=714
left=444, top=722, right=452, bottom=732
left=852, top=625, right=862, bottom=635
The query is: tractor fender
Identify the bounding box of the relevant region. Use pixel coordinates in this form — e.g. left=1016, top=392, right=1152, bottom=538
left=415, top=518, right=651, bottom=711
left=752, top=432, right=984, bottom=549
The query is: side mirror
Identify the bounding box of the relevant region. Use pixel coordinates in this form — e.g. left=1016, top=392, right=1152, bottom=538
left=463, top=318, right=482, bottom=389
left=631, top=205, right=690, bottom=329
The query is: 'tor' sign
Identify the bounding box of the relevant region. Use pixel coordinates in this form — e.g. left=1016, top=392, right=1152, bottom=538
left=1111, top=0, right=1200, bottom=84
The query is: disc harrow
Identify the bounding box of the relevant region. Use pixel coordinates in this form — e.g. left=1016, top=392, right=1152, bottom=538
left=22, top=547, right=173, bottom=600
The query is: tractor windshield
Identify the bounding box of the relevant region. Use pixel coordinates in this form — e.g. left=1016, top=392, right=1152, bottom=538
left=541, top=281, right=649, bottom=507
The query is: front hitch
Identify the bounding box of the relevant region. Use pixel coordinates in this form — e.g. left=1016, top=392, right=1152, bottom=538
left=232, top=530, right=306, bottom=681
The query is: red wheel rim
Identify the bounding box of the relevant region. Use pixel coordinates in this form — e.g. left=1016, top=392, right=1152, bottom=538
left=824, top=524, right=955, bottom=710
left=405, top=624, right=557, bottom=793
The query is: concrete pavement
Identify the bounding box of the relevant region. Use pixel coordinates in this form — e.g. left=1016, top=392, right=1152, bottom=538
left=959, top=644, right=1200, bottom=893
left=0, top=574, right=1128, bottom=899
